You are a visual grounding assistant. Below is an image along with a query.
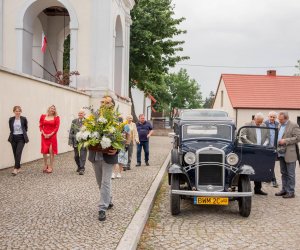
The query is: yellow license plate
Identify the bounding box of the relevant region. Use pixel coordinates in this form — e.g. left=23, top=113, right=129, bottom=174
left=194, top=197, right=229, bottom=205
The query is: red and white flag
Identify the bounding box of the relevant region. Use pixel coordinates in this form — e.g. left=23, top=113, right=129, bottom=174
left=41, top=32, right=47, bottom=53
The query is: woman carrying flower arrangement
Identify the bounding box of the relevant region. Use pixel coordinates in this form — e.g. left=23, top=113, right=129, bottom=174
left=77, top=95, right=124, bottom=222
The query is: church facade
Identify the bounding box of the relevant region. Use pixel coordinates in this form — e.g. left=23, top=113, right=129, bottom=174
left=0, top=0, right=136, bottom=168
left=0, top=0, right=134, bottom=100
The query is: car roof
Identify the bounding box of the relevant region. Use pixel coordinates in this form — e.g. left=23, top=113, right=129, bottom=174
left=178, top=109, right=229, bottom=120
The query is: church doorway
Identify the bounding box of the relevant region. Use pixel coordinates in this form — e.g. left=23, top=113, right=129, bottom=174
left=16, top=0, right=78, bottom=87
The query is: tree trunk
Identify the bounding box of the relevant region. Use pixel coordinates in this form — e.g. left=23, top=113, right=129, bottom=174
left=129, top=87, right=139, bottom=123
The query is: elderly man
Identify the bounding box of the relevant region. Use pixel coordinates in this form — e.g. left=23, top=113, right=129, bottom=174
left=241, top=112, right=269, bottom=195
left=275, top=111, right=300, bottom=198
left=265, top=111, right=279, bottom=187
left=68, top=109, right=87, bottom=175
left=88, top=95, right=118, bottom=221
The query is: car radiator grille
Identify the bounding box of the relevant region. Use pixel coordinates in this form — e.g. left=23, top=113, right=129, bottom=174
left=198, top=154, right=223, bottom=186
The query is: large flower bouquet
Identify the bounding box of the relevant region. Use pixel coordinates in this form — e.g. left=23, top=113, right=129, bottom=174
left=76, top=106, right=126, bottom=152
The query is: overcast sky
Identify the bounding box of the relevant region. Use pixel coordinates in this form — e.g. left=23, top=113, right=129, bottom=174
left=172, top=0, right=300, bottom=98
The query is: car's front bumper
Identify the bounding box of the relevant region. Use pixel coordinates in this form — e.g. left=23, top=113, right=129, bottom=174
left=171, top=190, right=253, bottom=197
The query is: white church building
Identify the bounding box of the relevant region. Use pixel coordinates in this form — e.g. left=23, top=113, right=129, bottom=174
left=0, top=0, right=154, bottom=169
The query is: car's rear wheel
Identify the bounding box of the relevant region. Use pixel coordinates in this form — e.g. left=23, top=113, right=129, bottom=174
left=171, top=149, right=179, bottom=165
left=238, top=175, right=251, bottom=217
left=170, top=174, right=180, bottom=215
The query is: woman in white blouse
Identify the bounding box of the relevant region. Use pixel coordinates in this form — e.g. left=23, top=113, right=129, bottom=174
left=8, top=106, right=29, bottom=176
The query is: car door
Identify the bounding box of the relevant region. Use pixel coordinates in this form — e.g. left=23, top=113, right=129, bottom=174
left=234, top=126, right=278, bottom=182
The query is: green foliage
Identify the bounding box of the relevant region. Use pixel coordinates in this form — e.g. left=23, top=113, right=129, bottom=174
left=63, top=34, right=70, bottom=72
left=203, top=91, right=215, bottom=108
left=130, top=0, right=189, bottom=96
left=163, top=68, right=203, bottom=118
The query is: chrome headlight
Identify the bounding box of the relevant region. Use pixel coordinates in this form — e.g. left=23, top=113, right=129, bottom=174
left=184, top=152, right=196, bottom=165
left=226, top=153, right=239, bottom=166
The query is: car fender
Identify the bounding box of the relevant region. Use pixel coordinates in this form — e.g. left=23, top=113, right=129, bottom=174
left=168, top=164, right=183, bottom=174
left=237, top=165, right=255, bottom=175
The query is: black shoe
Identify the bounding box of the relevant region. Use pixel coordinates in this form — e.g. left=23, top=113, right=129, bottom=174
left=108, top=202, right=114, bottom=209
left=254, top=190, right=268, bottom=195
left=275, top=190, right=287, bottom=196
left=127, top=165, right=131, bottom=170
left=123, top=166, right=127, bottom=171
left=98, top=210, right=106, bottom=221
left=282, top=193, right=295, bottom=198
left=145, top=162, right=150, bottom=166
left=79, top=170, right=85, bottom=175
left=76, top=168, right=80, bottom=172
left=136, top=163, right=141, bottom=167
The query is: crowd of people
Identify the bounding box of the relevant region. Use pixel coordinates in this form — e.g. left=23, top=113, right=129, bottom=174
left=8, top=95, right=154, bottom=221
left=241, top=111, right=300, bottom=199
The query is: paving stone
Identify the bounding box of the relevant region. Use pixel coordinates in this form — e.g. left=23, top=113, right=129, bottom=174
left=0, top=136, right=171, bottom=249
left=138, top=162, right=300, bottom=249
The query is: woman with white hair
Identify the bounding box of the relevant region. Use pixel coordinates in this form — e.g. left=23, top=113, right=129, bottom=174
left=125, top=115, right=139, bottom=170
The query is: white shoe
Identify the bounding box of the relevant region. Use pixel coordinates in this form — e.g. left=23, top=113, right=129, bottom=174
left=116, top=173, right=121, bottom=178
left=111, top=173, right=115, bottom=179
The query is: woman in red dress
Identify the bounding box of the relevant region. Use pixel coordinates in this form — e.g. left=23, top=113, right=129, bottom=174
left=39, top=105, right=60, bottom=173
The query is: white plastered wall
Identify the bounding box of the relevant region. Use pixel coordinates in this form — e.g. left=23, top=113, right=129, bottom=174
left=213, top=79, right=235, bottom=120
left=0, top=67, right=90, bottom=169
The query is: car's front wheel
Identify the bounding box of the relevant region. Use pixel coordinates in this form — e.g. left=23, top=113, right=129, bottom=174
left=170, top=174, right=180, bottom=215
left=238, top=175, right=251, bottom=217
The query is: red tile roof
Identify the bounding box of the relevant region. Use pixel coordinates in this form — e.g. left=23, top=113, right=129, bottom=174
left=220, top=74, right=300, bottom=109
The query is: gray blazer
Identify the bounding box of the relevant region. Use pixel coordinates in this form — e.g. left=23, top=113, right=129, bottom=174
left=278, top=120, right=300, bottom=163
left=88, top=151, right=118, bottom=165
left=68, top=118, right=84, bottom=147
left=241, top=121, right=269, bottom=145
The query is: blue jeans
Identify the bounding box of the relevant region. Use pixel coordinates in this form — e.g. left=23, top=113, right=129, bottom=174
left=279, top=157, right=296, bottom=194
left=137, top=141, right=149, bottom=163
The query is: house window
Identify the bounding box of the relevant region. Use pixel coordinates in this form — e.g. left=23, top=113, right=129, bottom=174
left=297, top=117, right=300, bottom=127
left=221, top=90, right=224, bottom=107
left=252, top=115, right=255, bottom=120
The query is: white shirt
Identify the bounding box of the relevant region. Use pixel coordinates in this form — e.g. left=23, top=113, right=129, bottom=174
left=13, top=119, right=23, bottom=135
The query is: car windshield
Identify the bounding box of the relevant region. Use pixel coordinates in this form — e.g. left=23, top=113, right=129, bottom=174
left=181, top=110, right=228, bottom=119
left=182, top=124, right=232, bottom=141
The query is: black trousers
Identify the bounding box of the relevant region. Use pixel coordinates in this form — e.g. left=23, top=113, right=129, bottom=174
left=10, top=134, right=25, bottom=169
left=74, top=147, right=87, bottom=170
left=254, top=181, right=262, bottom=191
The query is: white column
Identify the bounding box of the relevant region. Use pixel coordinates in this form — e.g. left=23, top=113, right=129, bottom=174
left=69, top=28, right=78, bottom=88
left=0, top=0, right=3, bottom=65
left=90, top=0, right=114, bottom=96
left=124, top=14, right=132, bottom=98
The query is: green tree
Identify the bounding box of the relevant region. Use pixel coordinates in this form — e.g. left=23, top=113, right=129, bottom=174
left=203, top=91, right=215, bottom=108
left=164, top=68, right=203, bottom=119
left=129, top=0, right=189, bottom=119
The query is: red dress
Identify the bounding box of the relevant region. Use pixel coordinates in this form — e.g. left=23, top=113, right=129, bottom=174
left=39, top=115, right=60, bottom=154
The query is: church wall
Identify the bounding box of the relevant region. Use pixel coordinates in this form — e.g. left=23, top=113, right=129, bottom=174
left=0, top=66, right=90, bottom=169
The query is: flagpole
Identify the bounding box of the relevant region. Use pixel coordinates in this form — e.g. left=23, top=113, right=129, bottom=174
left=47, top=45, right=58, bottom=73
left=32, top=59, right=59, bottom=81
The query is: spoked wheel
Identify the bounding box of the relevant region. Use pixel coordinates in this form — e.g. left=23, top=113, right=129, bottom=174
left=170, top=174, right=180, bottom=215
left=238, top=175, right=252, bottom=217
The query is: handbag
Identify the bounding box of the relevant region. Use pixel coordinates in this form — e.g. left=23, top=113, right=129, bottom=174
left=118, top=149, right=128, bottom=165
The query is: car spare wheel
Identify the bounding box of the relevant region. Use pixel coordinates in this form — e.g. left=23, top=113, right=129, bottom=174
left=238, top=175, right=251, bottom=217
left=170, top=174, right=181, bottom=215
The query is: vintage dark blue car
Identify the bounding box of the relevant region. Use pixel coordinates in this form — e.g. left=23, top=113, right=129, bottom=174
left=169, top=110, right=277, bottom=217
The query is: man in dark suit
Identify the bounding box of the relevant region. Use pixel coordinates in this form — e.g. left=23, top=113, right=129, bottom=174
left=275, top=111, right=300, bottom=198
left=68, top=109, right=87, bottom=175
left=241, top=112, right=269, bottom=195
left=88, top=96, right=118, bottom=221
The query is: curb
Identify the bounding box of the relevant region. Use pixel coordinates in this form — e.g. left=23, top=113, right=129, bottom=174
left=116, top=152, right=171, bottom=250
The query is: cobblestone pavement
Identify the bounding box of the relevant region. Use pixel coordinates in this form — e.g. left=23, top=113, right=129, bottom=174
left=139, top=163, right=300, bottom=250
left=0, top=136, right=171, bottom=250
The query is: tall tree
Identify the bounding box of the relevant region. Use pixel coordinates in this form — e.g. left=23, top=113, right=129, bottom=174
left=129, top=0, right=189, bottom=119
left=164, top=68, right=203, bottom=119
left=203, top=91, right=215, bottom=108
